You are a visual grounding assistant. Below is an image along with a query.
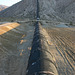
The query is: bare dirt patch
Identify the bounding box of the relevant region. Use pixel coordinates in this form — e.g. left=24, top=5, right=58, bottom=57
left=45, top=27, right=75, bottom=75
left=0, top=22, right=34, bottom=75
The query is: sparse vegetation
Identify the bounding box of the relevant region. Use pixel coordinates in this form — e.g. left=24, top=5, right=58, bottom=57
left=46, top=27, right=75, bottom=75
left=11, top=20, right=14, bottom=22
left=70, top=21, right=73, bottom=25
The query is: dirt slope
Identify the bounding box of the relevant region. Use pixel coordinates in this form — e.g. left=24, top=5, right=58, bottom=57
left=0, top=21, right=75, bottom=75
left=45, top=27, right=75, bottom=75
left=0, top=0, right=75, bottom=22
left=0, top=0, right=37, bottom=18
left=0, top=22, right=34, bottom=75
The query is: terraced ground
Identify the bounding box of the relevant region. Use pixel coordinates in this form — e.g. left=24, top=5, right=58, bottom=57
left=45, top=27, right=75, bottom=75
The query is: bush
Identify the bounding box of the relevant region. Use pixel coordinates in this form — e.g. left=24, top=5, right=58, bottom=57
left=11, top=20, right=14, bottom=22
left=70, top=21, right=73, bottom=25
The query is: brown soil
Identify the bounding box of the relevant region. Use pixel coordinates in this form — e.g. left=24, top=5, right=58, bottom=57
left=0, top=22, right=34, bottom=75
left=0, top=22, right=75, bottom=75
left=45, top=27, right=75, bottom=75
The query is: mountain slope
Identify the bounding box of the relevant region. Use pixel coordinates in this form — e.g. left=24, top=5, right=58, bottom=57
left=39, top=0, right=62, bottom=21
left=0, top=0, right=37, bottom=18
left=55, top=0, right=75, bottom=22
left=0, top=0, right=75, bottom=22
left=0, top=5, right=8, bottom=11
left=39, top=0, right=75, bottom=22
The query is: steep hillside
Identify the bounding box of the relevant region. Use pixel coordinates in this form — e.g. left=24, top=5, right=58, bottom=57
left=39, top=0, right=62, bottom=21
left=0, top=0, right=37, bottom=19
left=0, top=0, right=75, bottom=22
left=55, top=0, right=75, bottom=22
left=0, top=5, right=8, bottom=11
left=39, top=0, right=75, bottom=22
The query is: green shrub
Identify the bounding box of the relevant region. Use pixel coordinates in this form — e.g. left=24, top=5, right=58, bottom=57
left=70, top=21, right=73, bottom=25
left=11, top=20, right=14, bottom=22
